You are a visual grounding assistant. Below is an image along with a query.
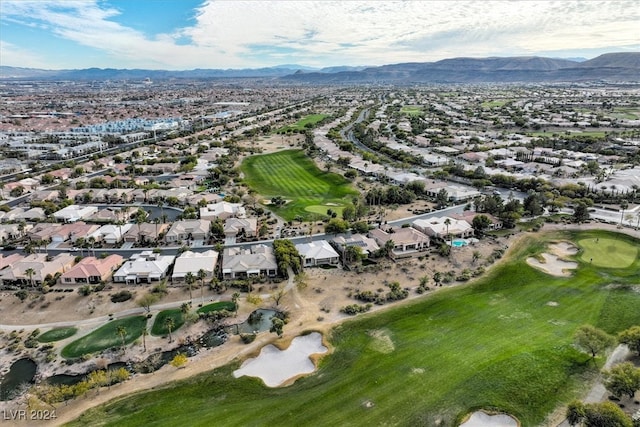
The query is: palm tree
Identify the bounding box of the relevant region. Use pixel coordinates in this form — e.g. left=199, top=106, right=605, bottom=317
left=472, top=250, right=481, bottom=265
left=141, top=327, right=148, bottom=352
left=197, top=269, right=207, bottom=306
left=444, top=218, right=452, bottom=244
left=184, top=272, right=195, bottom=302
left=619, top=200, right=629, bottom=226
left=116, top=325, right=127, bottom=352
left=154, top=218, right=161, bottom=243
left=24, top=268, right=36, bottom=290
left=232, top=292, right=240, bottom=316
left=88, top=236, right=96, bottom=257
left=165, top=317, right=175, bottom=343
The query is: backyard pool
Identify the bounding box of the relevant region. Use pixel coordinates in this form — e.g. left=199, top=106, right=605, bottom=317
left=452, top=239, right=468, bottom=247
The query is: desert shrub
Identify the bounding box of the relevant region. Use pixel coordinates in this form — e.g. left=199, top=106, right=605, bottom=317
left=110, top=290, right=133, bottom=303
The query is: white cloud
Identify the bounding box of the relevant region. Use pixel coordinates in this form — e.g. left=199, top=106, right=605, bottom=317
left=1, top=0, right=638, bottom=69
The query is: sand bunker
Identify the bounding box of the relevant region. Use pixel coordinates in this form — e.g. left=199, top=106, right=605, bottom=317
left=233, top=332, right=327, bottom=387
left=549, top=242, right=578, bottom=256
left=526, top=253, right=578, bottom=276
left=460, top=411, right=519, bottom=427
left=527, top=242, right=579, bottom=277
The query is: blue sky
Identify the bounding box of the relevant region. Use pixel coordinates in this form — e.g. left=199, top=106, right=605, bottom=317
left=1, top=1, right=638, bottom=70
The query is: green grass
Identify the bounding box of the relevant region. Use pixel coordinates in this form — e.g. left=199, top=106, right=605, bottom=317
left=37, top=327, right=77, bottom=343
left=577, top=236, right=638, bottom=268
left=197, top=301, right=236, bottom=314
left=276, top=114, right=329, bottom=133
left=481, top=100, right=510, bottom=108
left=151, top=309, right=186, bottom=336
left=240, top=149, right=358, bottom=221
left=67, top=230, right=640, bottom=427
left=61, top=317, right=147, bottom=359
left=400, top=106, right=423, bottom=116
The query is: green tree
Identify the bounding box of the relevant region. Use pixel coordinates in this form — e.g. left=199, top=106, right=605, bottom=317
left=574, top=324, right=615, bottom=361
left=270, top=317, right=285, bottom=337
left=603, top=362, right=640, bottom=399
left=573, top=202, right=590, bottom=223
left=137, top=293, right=159, bottom=313
left=566, top=400, right=586, bottom=426
left=472, top=214, right=492, bottom=236
left=325, top=218, right=349, bottom=234
left=583, top=401, right=632, bottom=427
left=618, top=325, right=640, bottom=355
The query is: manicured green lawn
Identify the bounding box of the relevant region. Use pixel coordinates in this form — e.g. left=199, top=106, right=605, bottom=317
left=241, top=149, right=358, bottom=221
left=37, top=327, right=77, bottom=343
left=197, top=301, right=236, bottom=314
left=61, top=317, right=147, bottom=359
left=276, top=114, right=329, bottom=133
left=481, top=100, right=510, bottom=108
left=577, top=236, right=638, bottom=268
left=68, top=230, right=640, bottom=427
left=151, top=309, right=186, bottom=336
left=400, top=106, right=423, bottom=115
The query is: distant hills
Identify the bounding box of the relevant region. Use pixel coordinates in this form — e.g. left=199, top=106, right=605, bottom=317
left=1, top=52, right=638, bottom=83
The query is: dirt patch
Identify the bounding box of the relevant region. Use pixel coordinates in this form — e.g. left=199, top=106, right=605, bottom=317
left=367, top=329, right=395, bottom=354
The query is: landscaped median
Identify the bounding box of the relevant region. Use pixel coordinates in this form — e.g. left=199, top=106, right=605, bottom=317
left=61, top=316, right=147, bottom=359
left=67, top=230, right=640, bottom=426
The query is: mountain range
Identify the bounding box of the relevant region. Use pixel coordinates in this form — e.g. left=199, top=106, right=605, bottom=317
left=1, top=52, right=638, bottom=84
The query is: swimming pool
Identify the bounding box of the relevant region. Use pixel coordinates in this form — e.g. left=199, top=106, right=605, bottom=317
left=452, top=239, right=467, bottom=247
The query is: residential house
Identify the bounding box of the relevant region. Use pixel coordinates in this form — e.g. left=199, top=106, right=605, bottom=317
left=113, top=251, right=175, bottom=284
left=28, top=190, right=59, bottom=202
left=331, top=234, right=380, bottom=258
left=186, top=192, right=223, bottom=207
left=222, top=244, right=277, bottom=279
left=123, top=222, right=170, bottom=244
left=88, top=206, right=136, bottom=223
left=53, top=205, right=98, bottom=222
left=16, top=207, right=46, bottom=222
left=59, top=255, right=124, bottom=285
left=51, top=222, right=101, bottom=243
left=164, top=219, right=211, bottom=244
left=450, top=212, right=502, bottom=231
left=0, top=223, right=31, bottom=241
left=223, top=218, right=257, bottom=244
left=172, top=250, right=218, bottom=282
left=412, top=216, right=474, bottom=240
left=200, top=202, right=246, bottom=221
left=295, top=240, right=340, bottom=267
left=368, top=227, right=430, bottom=258
left=0, top=253, right=76, bottom=287
left=27, top=223, right=62, bottom=242
left=0, top=253, right=24, bottom=271
left=88, top=223, right=133, bottom=245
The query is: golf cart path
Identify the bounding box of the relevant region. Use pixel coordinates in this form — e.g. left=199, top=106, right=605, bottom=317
left=555, top=344, right=631, bottom=427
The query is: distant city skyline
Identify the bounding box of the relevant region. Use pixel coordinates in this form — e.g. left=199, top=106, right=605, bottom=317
left=1, top=0, right=638, bottom=70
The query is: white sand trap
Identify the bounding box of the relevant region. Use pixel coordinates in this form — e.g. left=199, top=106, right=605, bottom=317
left=460, top=411, right=519, bottom=427
left=233, top=332, right=327, bottom=387
left=526, top=253, right=578, bottom=277
left=550, top=241, right=578, bottom=256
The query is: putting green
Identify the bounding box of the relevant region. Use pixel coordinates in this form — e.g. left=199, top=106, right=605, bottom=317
left=577, top=237, right=638, bottom=268
left=305, top=204, right=344, bottom=216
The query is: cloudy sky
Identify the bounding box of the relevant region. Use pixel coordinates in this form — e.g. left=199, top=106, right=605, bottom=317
left=1, top=0, right=638, bottom=70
